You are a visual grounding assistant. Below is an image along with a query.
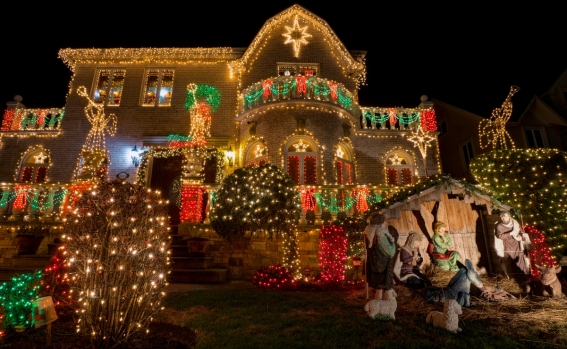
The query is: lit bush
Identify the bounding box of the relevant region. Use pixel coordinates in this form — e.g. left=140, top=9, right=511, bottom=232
left=63, top=180, right=170, bottom=348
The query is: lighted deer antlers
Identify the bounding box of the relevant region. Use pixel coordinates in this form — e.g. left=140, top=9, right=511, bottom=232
left=77, top=86, right=117, bottom=152
left=479, top=85, right=519, bottom=150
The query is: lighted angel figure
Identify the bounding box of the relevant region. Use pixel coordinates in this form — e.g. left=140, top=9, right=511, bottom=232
left=76, top=86, right=117, bottom=152
left=478, top=85, right=519, bottom=150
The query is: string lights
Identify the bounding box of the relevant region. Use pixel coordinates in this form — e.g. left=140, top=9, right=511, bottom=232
left=282, top=15, right=312, bottom=57
left=479, top=85, right=519, bottom=150
left=318, top=225, right=347, bottom=282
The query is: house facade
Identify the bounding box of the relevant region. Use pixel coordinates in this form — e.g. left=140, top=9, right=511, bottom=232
left=0, top=5, right=442, bottom=280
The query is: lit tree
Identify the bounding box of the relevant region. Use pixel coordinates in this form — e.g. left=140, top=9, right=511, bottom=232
left=470, top=149, right=567, bottom=259
left=210, top=164, right=300, bottom=241
left=63, top=180, right=170, bottom=348
left=318, top=225, right=347, bottom=283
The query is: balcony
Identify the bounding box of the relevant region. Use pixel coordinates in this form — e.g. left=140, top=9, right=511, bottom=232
left=0, top=108, right=65, bottom=137
left=239, top=76, right=361, bottom=116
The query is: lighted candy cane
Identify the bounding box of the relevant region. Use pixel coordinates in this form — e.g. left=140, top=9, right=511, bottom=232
left=328, top=81, right=338, bottom=100
left=185, top=83, right=221, bottom=143
left=353, top=188, right=370, bottom=213
left=296, top=75, right=307, bottom=96
left=478, top=85, right=519, bottom=150
left=388, top=108, right=398, bottom=127
left=76, top=86, right=117, bottom=152
left=262, top=79, right=273, bottom=99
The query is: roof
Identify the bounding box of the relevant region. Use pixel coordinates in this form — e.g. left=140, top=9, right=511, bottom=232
left=514, top=95, right=567, bottom=125
left=431, top=98, right=486, bottom=122
left=542, top=68, right=567, bottom=98
left=377, top=176, right=511, bottom=220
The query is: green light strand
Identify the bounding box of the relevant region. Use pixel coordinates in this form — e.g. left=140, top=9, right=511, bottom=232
left=0, top=191, right=17, bottom=207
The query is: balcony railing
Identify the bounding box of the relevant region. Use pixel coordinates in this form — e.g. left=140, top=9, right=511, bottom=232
left=240, top=76, right=361, bottom=116
left=0, top=108, right=65, bottom=134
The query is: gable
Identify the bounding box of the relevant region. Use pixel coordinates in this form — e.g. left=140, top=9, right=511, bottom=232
left=228, top=4, right=365, bottom=81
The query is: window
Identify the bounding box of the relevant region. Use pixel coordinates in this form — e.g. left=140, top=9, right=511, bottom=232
left=142, top=69, right=174, bottom=107
left=285, top=138, right=317, bottom=185
left=19, top=150, right=49, bottom=183
left=563, top=90, right=567, bottom=105
left=93, top=69, right=126, bottom=106
left=385, top=153, right=413, bottom=186
left=439, top=120, right=447, bottom=136
left=245, top=142, right=268, bottom=166
left=524, top=128, right=545, bottom=148
left=335, top=144, right=354, bottom=185
left=277, top=63, right=319, bottom=77
left=462, top=141, right=474, bottom=171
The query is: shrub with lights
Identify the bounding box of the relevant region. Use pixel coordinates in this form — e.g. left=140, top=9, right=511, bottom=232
left=470, top=149, right=567, bottom=259
left=318, top=225, right=347, bottom=283
left=40, top=247, right=76, bottom=310
left=252, top=265, right=294, bottom=289
left=0, top=270, right=42, bottom=331
left=210, top=164, right=300, bottom=241
left=333, top=217, right=365, bottom=283
left=63, top=180, right=170, bottom=348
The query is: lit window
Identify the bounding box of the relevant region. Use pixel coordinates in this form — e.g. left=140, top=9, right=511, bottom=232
left=286, top=139, right=317, bottom=185
left=461, top=141, right=474, bottom=171
left=18, top=150, right=50, bottom=183
left=93, top=69, right=126, bottom=106
left=524, top=128, right=545, bottom=148
left=245, top=142, right=268, bottom=167
left=385, top=153, right=413, bottom=186
left=142, top=69, right=174, bottom=107
left=277, top=63, right=319, bottom=77
left=335, top=145, right=354, bottom=185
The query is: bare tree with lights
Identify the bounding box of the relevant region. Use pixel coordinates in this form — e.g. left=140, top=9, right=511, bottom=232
left=63, top=180, right=171, bottom=348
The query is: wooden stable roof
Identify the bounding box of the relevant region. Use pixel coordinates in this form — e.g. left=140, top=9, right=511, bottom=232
left=384, top=178, right=511, bottom=220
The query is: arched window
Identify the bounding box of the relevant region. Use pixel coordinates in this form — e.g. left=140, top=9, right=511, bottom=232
left=335, top=144, right=354, bottom=185
left=385, top=152, right=413, bottom=186
left=245, top=142, right=268, bottom=166
left=18, top=149, right=50, bottom=183
left=285, top=138, right=317, bottom=185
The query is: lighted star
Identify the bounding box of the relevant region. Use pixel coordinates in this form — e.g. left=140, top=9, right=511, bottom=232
left=34, top=152, right=48, bottom=164
left=407, top=127, right=435, bottom=159
left=336, top=146, right=344, bottom=158
left=293, top=140, right=310, bottom=152
left=253, top=145, right=265, bottom=158
left=282, top=16, right=312, bottom=57
left=389, top=155, right=404, bottom=165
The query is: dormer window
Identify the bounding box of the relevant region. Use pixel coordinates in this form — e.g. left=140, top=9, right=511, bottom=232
left=277, top=63, right=319, bottom=77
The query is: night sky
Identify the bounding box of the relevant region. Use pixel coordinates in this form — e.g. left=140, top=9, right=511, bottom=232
left=2, top=2, right=564, bottom=120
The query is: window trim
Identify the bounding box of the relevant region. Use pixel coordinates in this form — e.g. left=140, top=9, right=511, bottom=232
left=140, top=68, right=175, bottom=107
left=277, top=62, right=320, bottom=77
left=18, top=149, right=50, bottom=183
left=384, top=151, right=414, bottom=186
left=91, top=68, right=126, bottom=107
left=523, top=127, right=547, bottom=148
left=245, top=142, right=268, bottom=166
left=460, top=139, right=475, bottom=172
left=284, top=137, right=318, bottom=185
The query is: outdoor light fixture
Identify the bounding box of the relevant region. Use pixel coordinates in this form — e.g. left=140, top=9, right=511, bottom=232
left=225, top=146, right=235, bottom=167
left=131, top=145, right=140, bottom=167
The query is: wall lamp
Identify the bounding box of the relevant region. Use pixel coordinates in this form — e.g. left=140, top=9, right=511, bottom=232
left=225, top=146, right=235, bottom=167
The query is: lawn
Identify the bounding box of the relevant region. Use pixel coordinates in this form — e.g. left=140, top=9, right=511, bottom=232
left=156, top=277, right=567, bottom=349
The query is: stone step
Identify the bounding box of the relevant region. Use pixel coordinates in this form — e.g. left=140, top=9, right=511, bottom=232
left=168, top=268, right=229, bottom=284
left=11, top=255, right=52, bottom=269
left=171, top=257, right=213, bottom=269
left=170, top=244, right=189, bottom=257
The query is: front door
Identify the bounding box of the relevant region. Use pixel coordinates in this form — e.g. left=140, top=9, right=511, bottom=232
left=149, top=156, right=183, bottom=226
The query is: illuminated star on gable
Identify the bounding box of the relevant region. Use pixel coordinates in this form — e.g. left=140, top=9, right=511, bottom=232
left=34, top=152, right=48, bottom=164
left=253, top=145, right=265, bottom=158
left=336, top=147, right=344, bottom=158
left=407, top=127, right=435, bottom=159
left=282, top=15, right=312, bottom=57
left=293, top=140, right=310, bottom=152
left=390, top=155, right=404, bottom=165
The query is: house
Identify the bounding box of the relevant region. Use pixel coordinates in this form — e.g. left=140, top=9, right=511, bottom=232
left=0, top=4, right=443, bottom=281
left=434, top=69, right=567, bottom=181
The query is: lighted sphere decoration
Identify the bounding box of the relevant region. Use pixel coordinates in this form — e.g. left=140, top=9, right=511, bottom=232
left=63, top=180, right=171, bottom=348
left=210, top=164, right=301, bottom=241
left=470, top=149, right=567, bottom=258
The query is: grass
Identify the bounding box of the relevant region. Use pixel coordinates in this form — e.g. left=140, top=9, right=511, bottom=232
left=156, top=282, right=567, bottom=349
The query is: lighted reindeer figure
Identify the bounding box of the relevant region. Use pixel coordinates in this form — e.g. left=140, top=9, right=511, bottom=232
left=424, top=259, right=484, bottom=307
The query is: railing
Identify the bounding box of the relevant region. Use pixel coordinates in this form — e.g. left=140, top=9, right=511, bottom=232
left=240, top=76, right=361, bottom=116
left=0, top=183, right=69, bottom=223
left=0, top=108, right=65, bottom=133
left=360, top=107, right=437, bottom=132
left=199, top=184, right=389, bottom=226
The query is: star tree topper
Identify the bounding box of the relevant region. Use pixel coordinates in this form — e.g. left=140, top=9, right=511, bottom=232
left=282, top=15, right=312, bottom=57
left=478, top=85, right=519, bottom=150
left=407, top=127, right=435, bottom=159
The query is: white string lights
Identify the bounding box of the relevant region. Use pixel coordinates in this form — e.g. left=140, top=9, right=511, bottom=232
left=479, top=85, right=520, bottom=150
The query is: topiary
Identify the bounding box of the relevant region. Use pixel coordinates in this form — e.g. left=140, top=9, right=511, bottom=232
left=210, top=164, right=300, bottom=241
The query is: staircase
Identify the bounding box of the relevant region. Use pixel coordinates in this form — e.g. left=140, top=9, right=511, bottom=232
left=168, top=234, right=229, bottom=283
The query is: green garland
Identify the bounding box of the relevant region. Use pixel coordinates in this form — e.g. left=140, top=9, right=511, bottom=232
left=210, top=164, right=300, bottom=241
left=185, top=85, right=221, bottom=112
left=470, top=149, right=567, bottom=257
